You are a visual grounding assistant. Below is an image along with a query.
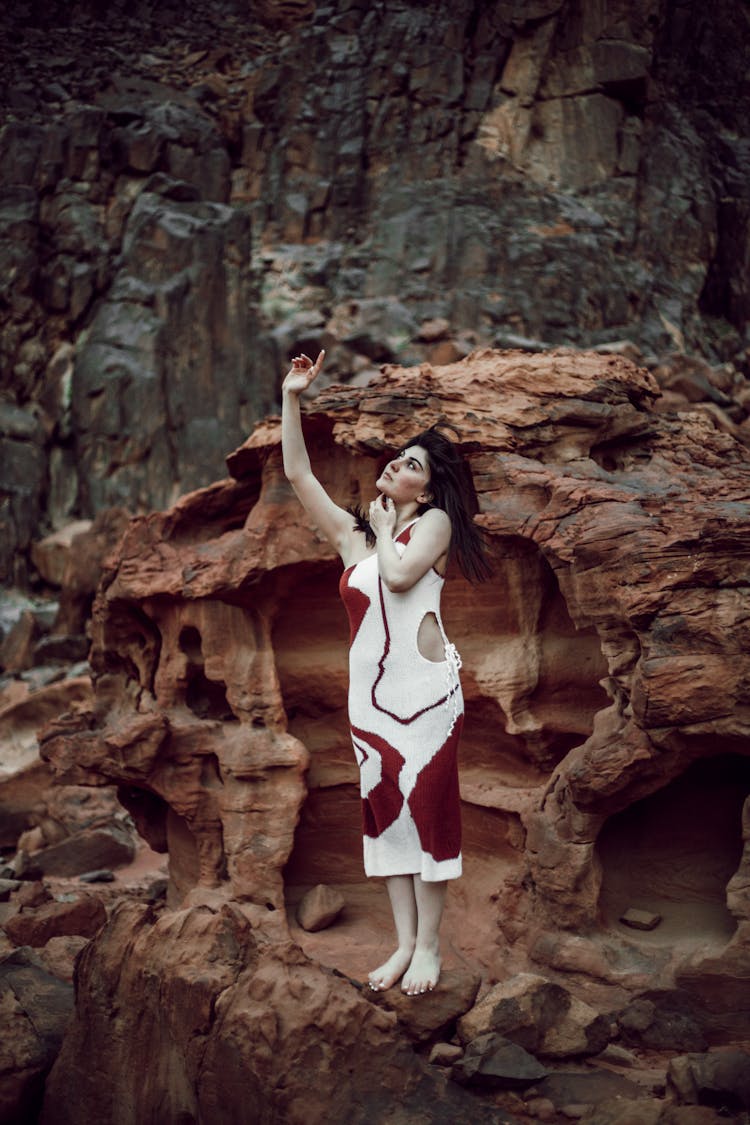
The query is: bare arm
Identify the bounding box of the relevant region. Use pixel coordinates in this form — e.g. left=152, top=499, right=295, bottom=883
left=281, top=351, right=356, bottom=558
left=370, top=502, right=451, bottom=592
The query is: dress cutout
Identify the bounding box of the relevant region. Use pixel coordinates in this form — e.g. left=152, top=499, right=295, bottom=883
left=339, top=519, right=463, bottom=881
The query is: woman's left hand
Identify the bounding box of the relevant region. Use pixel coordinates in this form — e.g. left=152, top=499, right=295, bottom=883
left=369, top=494, right=396, bottom=537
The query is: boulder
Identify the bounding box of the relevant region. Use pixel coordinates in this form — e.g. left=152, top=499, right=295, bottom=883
left=457, top=972, right=612, bottom=1059
left=667, top=1049, right=750, bottom=1114
left=295, top=883, right=345, bottom=932
left=534, top=1069, right=645, bottom=1113
left=17, top=823, right=136, bottom=879
left=616, top=990, right=708, bottom=1052
left=30, top=520, right=93, bottom=588
left=367, top=966, right=482, bottom=1043
left=2, top=894, right=107, bottom=948
left=451, top=1032, right=548, bottom=1089
left=0, top=948, right=74, bottom=1125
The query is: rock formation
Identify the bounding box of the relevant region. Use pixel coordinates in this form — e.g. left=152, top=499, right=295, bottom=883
left=2, top=0, right=750, bottom=1119
left=34, top=348, right=750, bottom=1121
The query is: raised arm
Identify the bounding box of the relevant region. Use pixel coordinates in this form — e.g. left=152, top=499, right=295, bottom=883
left=282, top=351, right=356, bottom=558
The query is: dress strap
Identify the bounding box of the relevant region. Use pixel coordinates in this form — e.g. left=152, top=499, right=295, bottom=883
left=394, top=516, right=421, bottom=544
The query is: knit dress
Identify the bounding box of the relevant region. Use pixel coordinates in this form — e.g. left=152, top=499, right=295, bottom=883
left=338, top=519, right=463, bottom=882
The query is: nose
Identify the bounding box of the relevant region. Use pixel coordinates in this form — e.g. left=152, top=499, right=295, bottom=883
left=389, top=458, right=401, bottom=473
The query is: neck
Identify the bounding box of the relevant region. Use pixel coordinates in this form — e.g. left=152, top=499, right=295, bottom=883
left=393, top=504, right=420, bottom=534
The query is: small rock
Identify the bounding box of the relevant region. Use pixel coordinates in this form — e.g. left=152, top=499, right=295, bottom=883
left=0, top=611, right=39, bottom=673
left=524, top=1095, right=557, bottom=1121
left=592, top=340, right=643, bottom=362
left=536, top=1070, right=648, bottom=1111
left=578, top=1097, right=663, bottom=1124
left=427, top=340, right=465, bottom=366
left=32, top=634, right=90, bottom=664
left=12, top=881, right=51, bottom=909
left=616, top=990, right=707, bottom=1052
left=451, top=1032, right=548, bottom=1090
left=428, top=1041, right=464, bottom=1067
left=295, top=884, right=345, bottom=932
left=3, top=893, right=107, bottom=947
left=619, top=908, right=661, bottom=931
left=17, top=824, right=136, bottom=879
left=79, top=869, right=116, bottom=884
left=594, top=1043, right=639, bottom=1068
left=0, top=878, right=21, bottom=901
left=417, top=317, right=450, bottom=342
left=667, top=1049, right=750, bottom=1113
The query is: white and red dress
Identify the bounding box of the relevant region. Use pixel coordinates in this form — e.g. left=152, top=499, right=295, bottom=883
left=339, top=519, right=463, bottom=881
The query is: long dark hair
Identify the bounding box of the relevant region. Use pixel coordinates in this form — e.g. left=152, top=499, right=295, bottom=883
left=348, top=424, right=492, bottom=583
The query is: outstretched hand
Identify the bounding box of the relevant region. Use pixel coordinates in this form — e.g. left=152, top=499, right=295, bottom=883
left=282, top=350, right=326, bottom=397
left=369, top=494, right=397, bottom=537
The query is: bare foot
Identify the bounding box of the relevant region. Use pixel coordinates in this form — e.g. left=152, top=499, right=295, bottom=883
left=368, top=946, right=414, bottom=991
left=401, top=947, right=441, bottom=995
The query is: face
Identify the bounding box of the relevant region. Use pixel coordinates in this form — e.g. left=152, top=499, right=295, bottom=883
left=375, top=444, right=432, bottom=506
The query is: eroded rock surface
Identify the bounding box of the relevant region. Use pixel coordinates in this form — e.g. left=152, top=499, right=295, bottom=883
left=33, top=349, right=750, bottom=1124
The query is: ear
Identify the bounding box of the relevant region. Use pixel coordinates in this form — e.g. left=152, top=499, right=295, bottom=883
left=417, top=490, right=432, bottom=505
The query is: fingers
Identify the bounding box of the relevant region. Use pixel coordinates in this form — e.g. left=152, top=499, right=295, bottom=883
left=291, top=349, right=325, bottom=368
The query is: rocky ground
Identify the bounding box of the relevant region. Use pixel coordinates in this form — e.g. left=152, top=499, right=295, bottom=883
left=2, top=1, right=750, bottom=1121
left=3, top=347, right=750, bottom=1122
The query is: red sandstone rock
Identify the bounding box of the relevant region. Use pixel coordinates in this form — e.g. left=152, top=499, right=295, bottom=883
left=35, top=349, right=750, bottom=1118
left=457, top=972, right=611, bottom=1059
left=0, top=950, right=74, bottom=1125
left=3, top=894, right=107, bottom=948
left=295, top=883, right=345, bottom=932
left=40, top=900, right=499, bottom=1125
left=367, top=965, right=482, bottom=1044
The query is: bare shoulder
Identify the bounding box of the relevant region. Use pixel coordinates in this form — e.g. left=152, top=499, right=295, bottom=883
left=415, top=507, right=452, bottom=540
left=419, top=507, right=451, bottom=529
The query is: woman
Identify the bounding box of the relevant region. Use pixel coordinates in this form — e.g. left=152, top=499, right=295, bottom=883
left=282, top=350, right=489, bottom=996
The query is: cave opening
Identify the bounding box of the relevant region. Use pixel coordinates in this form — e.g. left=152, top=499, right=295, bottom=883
left=596, top=753, right=750, bottom=946
left=178, top=625, right=237, bottom=722
left=444, top=534, right=611, bottom=774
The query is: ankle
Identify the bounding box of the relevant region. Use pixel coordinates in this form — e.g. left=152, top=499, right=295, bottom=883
left=396, top=938, right=416, bottom=956
left=414, top=936, right=440, bottom=956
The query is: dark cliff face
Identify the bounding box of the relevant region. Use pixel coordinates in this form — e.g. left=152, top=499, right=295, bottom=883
left=1, top=0, right=749, bottom=580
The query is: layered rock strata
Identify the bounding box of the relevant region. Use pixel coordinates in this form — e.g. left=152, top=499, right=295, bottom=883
left=39, top=349, right=750, bottom=1113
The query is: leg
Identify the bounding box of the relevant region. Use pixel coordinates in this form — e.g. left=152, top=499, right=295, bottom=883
left=368, top=875, right=417, bottom=990
left=401, top=877, right=447, bottom=995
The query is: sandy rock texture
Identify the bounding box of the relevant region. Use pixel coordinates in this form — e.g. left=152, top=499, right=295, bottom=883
left=36, top=348, right=750, bottom=1121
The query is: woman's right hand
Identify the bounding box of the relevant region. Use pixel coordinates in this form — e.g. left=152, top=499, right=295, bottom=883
left=282, top=350, right=326, bottom=397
